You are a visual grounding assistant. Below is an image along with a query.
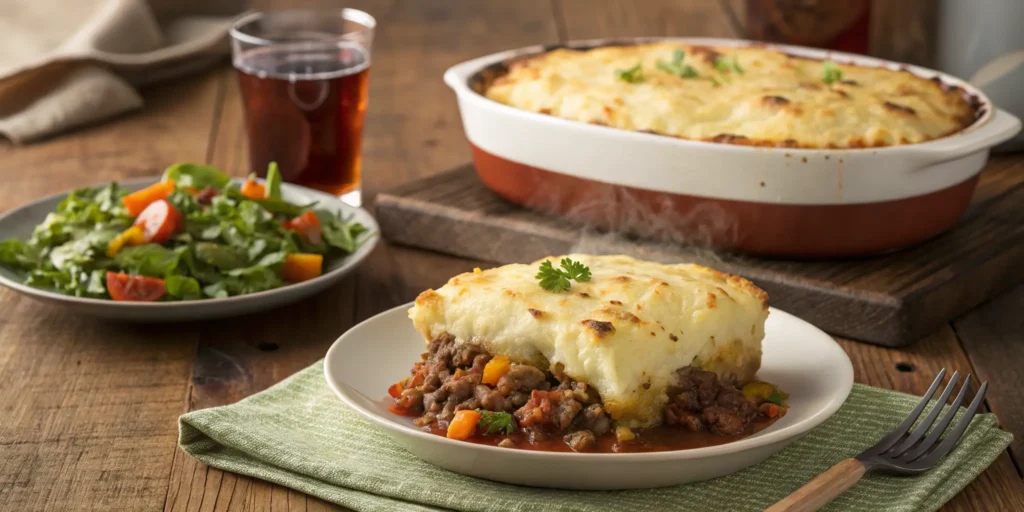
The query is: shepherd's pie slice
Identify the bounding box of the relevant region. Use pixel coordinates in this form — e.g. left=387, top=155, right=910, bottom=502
left=408, top=254, right=768, bottom=428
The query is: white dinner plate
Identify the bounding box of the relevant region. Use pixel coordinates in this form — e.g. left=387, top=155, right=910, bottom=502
left=0, top=178, right=378, bottom=321
left=325, top=303, right=854, bottom=490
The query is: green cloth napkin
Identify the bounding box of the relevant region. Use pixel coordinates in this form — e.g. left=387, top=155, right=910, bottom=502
left=179, top=361, right=1012, bottom=512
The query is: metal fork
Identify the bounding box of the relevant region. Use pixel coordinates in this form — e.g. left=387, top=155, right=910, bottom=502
left=766, top=369, right=989, bottom=512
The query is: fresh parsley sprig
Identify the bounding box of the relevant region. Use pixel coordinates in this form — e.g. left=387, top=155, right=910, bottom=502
left=476, top=410, right=517, bottom=435
left=536, top=257, right=592, bottom=292
left=615, top=62, right=644, bottom=83
left=657, top=49, right=698, bottom=78
left=715, top=54, right=744, bottom=75
left=822, top=61, right=843, bottom=84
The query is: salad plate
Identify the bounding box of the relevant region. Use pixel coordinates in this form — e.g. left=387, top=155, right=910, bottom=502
left=0, top=176, right=378, bottom=321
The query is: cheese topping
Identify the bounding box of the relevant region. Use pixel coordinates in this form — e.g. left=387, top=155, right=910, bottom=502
left=484, top=43, right=977, bottom=148
left=408, top=254, right=768, bottom=428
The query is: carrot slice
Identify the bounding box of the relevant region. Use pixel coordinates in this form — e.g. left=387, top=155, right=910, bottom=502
left=281, top=253, right=323, bottom=282
left=446, top=410, right=482, bottom=440
left=387, top=382, right=404, bottom=398
left=481, top=355, right=511, bottom=386
left=122, top=180, right=176, bottom=216
left=240, top=178, right=265, bottom=199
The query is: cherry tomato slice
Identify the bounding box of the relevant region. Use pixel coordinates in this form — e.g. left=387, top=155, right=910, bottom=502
left=106, top=272, right=167, bottom=302
left=283, top=211, right=322, bottom=245
left=133, top=199, right=182, bottom=244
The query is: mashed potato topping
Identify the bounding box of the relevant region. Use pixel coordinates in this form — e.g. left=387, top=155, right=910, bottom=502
left=409, top=254, right=768, bottom=428
left=484, top=43, right=976, bottom=148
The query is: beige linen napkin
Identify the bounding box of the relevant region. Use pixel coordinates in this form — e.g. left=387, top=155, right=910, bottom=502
left=0, top=0, right=242, bottom=143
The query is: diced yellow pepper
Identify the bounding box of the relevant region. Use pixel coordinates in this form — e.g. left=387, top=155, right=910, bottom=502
left=615, top=426, right=636, bottom=442
left=481, top=355, right=511, bottom=386
left=742, top=381, right=776, bottom=402
left=105, top=226, right=146, bottom=257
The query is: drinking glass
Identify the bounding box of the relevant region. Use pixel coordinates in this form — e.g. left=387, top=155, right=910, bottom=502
left=230, top=9, right=375, bottom=206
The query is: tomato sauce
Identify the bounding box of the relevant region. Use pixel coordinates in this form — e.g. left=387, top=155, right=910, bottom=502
left=386, top=399, right=781, bottom=453
left=429, top=419, right=778, bottom=453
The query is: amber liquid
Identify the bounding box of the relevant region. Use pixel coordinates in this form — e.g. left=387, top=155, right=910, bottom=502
left=235, top=43, right=370, bottom=196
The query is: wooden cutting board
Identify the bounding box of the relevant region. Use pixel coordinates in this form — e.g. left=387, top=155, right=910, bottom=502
left=375, top=159, right=1024, bottom=347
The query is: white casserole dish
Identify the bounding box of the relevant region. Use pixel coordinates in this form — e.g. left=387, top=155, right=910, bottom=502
left=444, top=38, right=1022, bottom=257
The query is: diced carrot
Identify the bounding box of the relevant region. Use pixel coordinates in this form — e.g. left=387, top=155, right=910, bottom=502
left=446, top=410, right=482, bottom=440
left=105, top=226, right=147, bottom=257
left=410, top=372, right=425, bottom=387
left=122, top=180, right=176, bottom=216
left=240, top=178, right=265, bottom=199
left=481, top=355, right=512, bottom=386
left=764, top=403, right=781, bottom=418
left=281, top=253, right=323, bottom=282
left=387, top=382, right=404, bottom=398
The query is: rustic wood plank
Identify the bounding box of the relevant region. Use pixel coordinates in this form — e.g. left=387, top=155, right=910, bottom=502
left=954, top=284, right=1024, bottom=466
left=837, top=327, right=1024, bottom=511
left=375, top=158, right=1024, bottom=346
left=0, top=69, right=222, bottom=511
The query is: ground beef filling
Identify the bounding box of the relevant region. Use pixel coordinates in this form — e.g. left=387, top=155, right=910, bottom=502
left=664, top=367, right=760, bottom=436
left=396, top=334, right=765, bottom=451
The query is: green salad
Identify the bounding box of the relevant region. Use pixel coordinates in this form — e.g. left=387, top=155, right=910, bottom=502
left=0, top=162, right=369, bottom=301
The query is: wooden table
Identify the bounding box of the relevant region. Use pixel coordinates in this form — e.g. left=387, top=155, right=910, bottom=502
left=1, top=1, right=1022, bottom=510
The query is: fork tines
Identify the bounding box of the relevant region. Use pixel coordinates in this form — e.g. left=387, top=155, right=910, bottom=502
left=857, top=368, right=989, bottom=473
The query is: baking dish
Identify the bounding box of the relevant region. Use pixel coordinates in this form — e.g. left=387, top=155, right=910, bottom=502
left=443, top=38, right=1022, bottom=257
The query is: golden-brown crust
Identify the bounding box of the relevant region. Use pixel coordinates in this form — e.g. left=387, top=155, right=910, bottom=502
left=582, top=319, right=616, bottom=337
left=727, top=275, right=769, bottom=310
left=415, top=289, right=442, bottom=307
left=484, top=43, right=978, bottom=149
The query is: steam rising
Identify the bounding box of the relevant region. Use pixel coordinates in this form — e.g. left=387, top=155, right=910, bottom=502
left=521, top=172, right=740, bottom=265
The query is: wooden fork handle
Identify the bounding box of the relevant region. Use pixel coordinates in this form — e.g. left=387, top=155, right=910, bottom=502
left=765, top=458, right=867, bottom=512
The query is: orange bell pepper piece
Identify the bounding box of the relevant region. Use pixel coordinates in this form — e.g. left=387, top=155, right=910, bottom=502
left=481, top=355, right=511, bottom=386
left=281, top=253, right=323, bottom=282
left=240, top=178, right=265, bottom=199
left=122, top=180, right=176, bottom=216
left=446, top=410, right=481, bottom=440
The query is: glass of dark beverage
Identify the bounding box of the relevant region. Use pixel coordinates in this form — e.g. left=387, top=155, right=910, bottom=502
left=230, top=9, right=374, bottom=206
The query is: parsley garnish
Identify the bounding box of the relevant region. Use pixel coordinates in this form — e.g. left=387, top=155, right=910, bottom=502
left=822, top=61, right=843, bottom=84
left=657, top=49, right=699, bottom=78
left=715, top=55, right=744, bottom=74
left=615, top=62, right=644, bottom=83
left=536, top=257, right=592, bottom=293
left=476, top=410, right=517, bottom=435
